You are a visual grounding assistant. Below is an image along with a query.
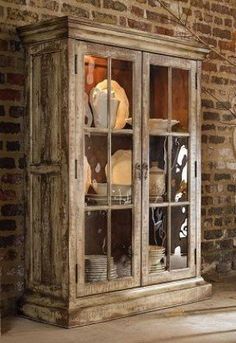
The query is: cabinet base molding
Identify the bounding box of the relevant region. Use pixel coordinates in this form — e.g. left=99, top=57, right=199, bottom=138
left=20, top=277, right=212, bottom=328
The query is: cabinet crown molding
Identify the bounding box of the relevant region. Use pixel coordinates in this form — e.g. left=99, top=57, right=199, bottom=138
left=17, top=16, right=209, bottom=60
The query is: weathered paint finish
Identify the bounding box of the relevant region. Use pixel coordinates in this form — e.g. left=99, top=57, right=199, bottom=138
left=18, top=17, right=211, bottom=328
left=24, top=39, right=69, bottom=301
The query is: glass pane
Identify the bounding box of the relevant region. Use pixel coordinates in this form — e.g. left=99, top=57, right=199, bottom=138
left=172, top=68, right=189, bottom=132
left=170, top=206, right=188, bottom=270
left=111, top=209, right=132, bottom=279
left=85, top=210, right=107, bottom=283
left=110, top=135, right=133, bottom=205
left=149, top=136, right=168, bottom=203
left=149, top=65, right=168, bottom=134
left=84, top=55, right=108, bottom=128
left=85, top=134, right=108, bottom=206
left=111, top=59, right=132, bottom=130
left=171, top=137, right=188, bottom=202
left=149, top=207, right=168, bottom=273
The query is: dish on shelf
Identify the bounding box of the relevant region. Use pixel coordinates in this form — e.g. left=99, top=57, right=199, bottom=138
left=126, top=118, right=179, bottom=133
left=91, top=79, right=129, bottom=129
left=90, top=87, right=119, bottom=128
left=106, top=150, right=132, bottom=186
left=85, top=193, right=132, bottom=205
left=148, top=245, right=166, bottom=273
left=112, top=184, right=132, bottom=197
left=92, top=182, right=107, bottom=196
left=84, top=156, right=92, bottom=193
left=85, top=255, right=118, bottom=282
left=92, top=183, right=132, bottom=197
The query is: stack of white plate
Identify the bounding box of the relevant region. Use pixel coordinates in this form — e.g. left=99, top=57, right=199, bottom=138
left=85, top=255, right=118, bottom=282
left=149, top=246, right=166, bottom=273
left=116, top=259, right=132, bottom=277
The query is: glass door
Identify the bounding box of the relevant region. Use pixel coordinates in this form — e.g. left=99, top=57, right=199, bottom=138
left=142, top=53, right=197, bottom=285
left=75, top=42, right=141, bottom=296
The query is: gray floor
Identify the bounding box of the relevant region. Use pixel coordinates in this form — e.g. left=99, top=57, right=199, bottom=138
left=2, top=274, right=236, bottom=343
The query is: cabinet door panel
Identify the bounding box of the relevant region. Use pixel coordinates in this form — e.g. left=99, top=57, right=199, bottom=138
left=142, top=53, right=197, bottom=285
left=75, top=42, right=142, bottom=297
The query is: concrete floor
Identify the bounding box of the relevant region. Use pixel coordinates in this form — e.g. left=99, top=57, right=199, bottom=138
left=1, top=274, right=236, bottom=343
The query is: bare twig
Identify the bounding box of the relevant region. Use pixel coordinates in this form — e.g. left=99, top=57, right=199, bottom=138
left=155, top=0, right=236, bottom=68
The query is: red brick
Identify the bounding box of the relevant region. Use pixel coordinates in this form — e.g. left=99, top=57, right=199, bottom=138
left=213, top=28, right=231, bottom=40
left=0, top=89, right=21, bottom=101
left=202, top=62, right=217, bottom=72
left=219, top=40, right=235, bottom=52
left=193, top=22, right=211, bottom=35
left=128, top=19, right=151, bottom=32
left=103, top=0, right=127, bottom=11
left=1, top=174, right=23, bottom=184
left=0, top=189, right=16, bottom=201
left=0, top=39, right=8, bottom=51
left=131, top=5, right=144, bottom=17
left=154, top=26, right=174, bottom=36
left=211, top=3, right=231, bottom=15
left=7, top=73, right=24, bottom=86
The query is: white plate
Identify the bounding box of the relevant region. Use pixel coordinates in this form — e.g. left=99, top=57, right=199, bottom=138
left=106, top=150, right=132, bottom=186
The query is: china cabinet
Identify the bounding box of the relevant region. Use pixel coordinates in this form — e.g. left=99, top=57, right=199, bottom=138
left=18, top=16, right=212, bottom=327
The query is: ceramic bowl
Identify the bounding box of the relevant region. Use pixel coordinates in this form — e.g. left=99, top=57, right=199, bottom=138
left=93, top=182, right=107, bottom=196
left=112, top=184, right=132, bottom=196
left=149, top=119, right=179, bottom=131
left=126, top=118, right=179, bottom=131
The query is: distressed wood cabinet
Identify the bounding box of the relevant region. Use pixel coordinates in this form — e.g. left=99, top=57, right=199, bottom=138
left=18, top=17, right=212, bottom=327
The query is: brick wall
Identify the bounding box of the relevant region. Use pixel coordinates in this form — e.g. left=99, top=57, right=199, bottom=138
left=0, top=0, right=236, bottom=314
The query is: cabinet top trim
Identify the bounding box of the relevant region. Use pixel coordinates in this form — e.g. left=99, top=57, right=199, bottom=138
left=17, top=16, right=209, bottom=60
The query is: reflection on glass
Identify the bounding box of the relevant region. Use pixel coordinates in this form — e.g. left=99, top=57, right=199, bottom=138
left=110, top=135, right=133, bottom=204
left=170, top=206, right=188, bottom=270
left=149, top=207, right=167, bottom=273
left=149, top=136, right=168, bottom=203
left=171, top=137, right=188, bottom=202
left=111, top=209, right=132, bottom=278
left=85, top=134, right=108, bottom=206
left=112, top=59, right=132, bottom=130
left=84, top=55, right=108, bottom=128
left=85, top=210, right=107, bottom=283
left=172, top=68, right=189, bottom=132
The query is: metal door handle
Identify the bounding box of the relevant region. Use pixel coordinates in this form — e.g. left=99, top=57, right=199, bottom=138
left=142, top=162, right=148, bottom=180
left=135, top=163, right=142, bottom=180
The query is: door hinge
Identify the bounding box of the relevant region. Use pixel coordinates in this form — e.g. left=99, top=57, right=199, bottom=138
left=194, top=161, right=197, bottom=178
left=195, top=73, right=198, bottom=89
left=75, top=264, right=78, bottom=283
left=194, top=248, right=197, bottom=265
left=75, top=159, right=78, bottom=179
left=74, top=54, right=78, bottom=74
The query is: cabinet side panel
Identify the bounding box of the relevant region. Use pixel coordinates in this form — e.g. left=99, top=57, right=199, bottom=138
left=31, top=174, right=41, bottom=284
left=31, top=52, right=61, bottom=164
left=25, top=40, right=69, bottom=299
left=31, top=173, right=62, bottom=287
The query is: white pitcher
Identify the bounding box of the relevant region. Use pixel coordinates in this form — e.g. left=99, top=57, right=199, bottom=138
left=90, top=88, right=119, bottom=128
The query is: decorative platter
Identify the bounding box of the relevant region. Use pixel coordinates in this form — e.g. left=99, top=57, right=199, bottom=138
left=105, top=150, right=132, bottom=186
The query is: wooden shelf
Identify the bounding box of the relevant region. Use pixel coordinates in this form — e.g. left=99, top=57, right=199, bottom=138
left=84, top=127, right=133, bottom=135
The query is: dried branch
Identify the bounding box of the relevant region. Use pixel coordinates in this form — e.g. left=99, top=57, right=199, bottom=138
left=155, top=0, right=236, bottom=69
